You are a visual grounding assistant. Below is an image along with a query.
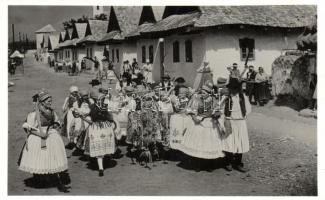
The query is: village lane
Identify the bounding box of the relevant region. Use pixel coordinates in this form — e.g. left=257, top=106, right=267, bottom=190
left=8, top=55, right=316, bottom=195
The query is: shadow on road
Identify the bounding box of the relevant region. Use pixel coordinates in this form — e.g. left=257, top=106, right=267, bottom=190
left=86, top=157, right=117, bottom=170
left=24, top=171, right=71, bottom=189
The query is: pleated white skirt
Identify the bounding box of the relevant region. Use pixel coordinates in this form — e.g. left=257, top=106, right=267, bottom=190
left=179, top=118, right=224, bottom=159
left=19, top=129, right=68, bottom=174
left=222, top=119, right=250, bottom=153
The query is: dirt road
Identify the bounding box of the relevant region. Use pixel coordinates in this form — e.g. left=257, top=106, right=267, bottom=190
left=8, top=55, right=317, bottom=195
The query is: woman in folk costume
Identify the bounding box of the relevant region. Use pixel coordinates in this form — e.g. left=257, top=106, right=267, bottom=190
left=86, top=91, right=117, bottom=177
left=157, top=90, right=174, bottom=161
left=219, top=77, right=252, bottom=172
left=62, top=86, right=81, bottom=149
left=18, top=90, right=70, bottom=193
left=143, top=59, right=154, bottom=85
left=72, top=89, right=92, bottom=155
left=254, top=67, right=269, bottom=106
left=178, top=81, right=224, bottom=160
left=167, top=77, right=192, bottom=151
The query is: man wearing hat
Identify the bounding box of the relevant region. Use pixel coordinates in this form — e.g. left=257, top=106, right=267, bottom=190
left=220, top=77, right=252, bottom=173
left=231, top=63, right=241, bottom=78
left=160, top=74, right=173, bottom=93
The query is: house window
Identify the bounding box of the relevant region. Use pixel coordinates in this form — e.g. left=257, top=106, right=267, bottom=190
left=116, top=49, right=119, bottom=63
left=173, top=41, right=180, bottom=62
left=239, top=38, right=255, bottom=61
left=97, top=6, right=100, bottom=10
left=185, top=40, right=193, bottom=62
left=112, top=49, right=115, bottom=62
left=142, top=46, right=146, bottom=63
left=149, top=45, right=154, bottom=63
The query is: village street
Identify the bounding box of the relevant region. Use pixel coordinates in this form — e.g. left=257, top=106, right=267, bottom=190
left=8, top=53, right=317, bottom=195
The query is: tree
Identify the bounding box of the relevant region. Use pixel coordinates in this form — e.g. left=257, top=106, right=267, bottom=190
left=94, top=13, right=107, bottom=20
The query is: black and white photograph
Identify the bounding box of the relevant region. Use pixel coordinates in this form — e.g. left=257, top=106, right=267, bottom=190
left=5, top=1, right=321, bottom=197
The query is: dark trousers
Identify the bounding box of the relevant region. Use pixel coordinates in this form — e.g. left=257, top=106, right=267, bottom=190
left=224, top=152, right=243, bottom=167
left=246, top=82, right=256, bottom=103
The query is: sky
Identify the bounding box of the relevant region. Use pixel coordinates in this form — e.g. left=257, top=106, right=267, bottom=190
left=8, top=6, right=93, bottom=42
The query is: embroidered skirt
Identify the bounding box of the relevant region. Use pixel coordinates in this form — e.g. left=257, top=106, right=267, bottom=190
left=169, top=113, right=191, bottom=150
left=18, top=128, right=68, bottom=174
left=178, top=118, right=224, bottom=159
left=88, top=123, right=115, bottom=157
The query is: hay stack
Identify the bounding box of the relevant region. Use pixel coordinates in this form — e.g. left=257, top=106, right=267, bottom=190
left=271, top=55, right=300, bottom=96
left=273, top=54, right=315, bottom=110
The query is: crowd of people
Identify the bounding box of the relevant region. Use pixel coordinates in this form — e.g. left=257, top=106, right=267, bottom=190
left=17, top=62, right=256, bottom=193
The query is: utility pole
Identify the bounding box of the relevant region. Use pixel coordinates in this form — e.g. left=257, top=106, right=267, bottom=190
left=12, top=24, right=15, bottom=51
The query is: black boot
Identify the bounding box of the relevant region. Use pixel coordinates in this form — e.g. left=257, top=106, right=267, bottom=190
left=99, top=169, right=104, bottom=177
left=233, top=153, right=249, bottom=173
left=56, top=173, right=70, bottom=193
left=224, top=152, right=233, bottom=171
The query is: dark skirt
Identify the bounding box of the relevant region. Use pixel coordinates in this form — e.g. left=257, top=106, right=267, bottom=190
left=255, top=82, right=269, bottom=102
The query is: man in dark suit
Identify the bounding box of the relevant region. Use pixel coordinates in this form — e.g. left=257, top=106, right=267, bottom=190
left=246, top=65, right=257, bottom=104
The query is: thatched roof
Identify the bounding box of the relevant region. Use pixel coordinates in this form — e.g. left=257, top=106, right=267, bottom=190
left=99, top=6, right=142, bottom=42
left=196, top=5, right=316, bottom=28
left=35, top=24, right=56, bottom=33
left=74, top=23, right=88, bottom=39
left=142, top=5, right=316, bottom=35
left=125, top=6, right=165, bottom=39
left=141, top=12, right=200, bottom=34
left=296, top=15, right=317, bottom=51
left=78, top=20, right=108, bottom=44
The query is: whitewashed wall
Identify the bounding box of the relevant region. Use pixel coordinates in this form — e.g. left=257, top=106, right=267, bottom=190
left=108, top=42, right=137, bottom=76
left=163, top=33, right=206, bottom=86
left=204, top=28, right=300, bottom=83
left=136, top=39, right=161, bottom=81
left=77, top=47, right=86, bottom=63
left=36, top=33, right=43, bottom=50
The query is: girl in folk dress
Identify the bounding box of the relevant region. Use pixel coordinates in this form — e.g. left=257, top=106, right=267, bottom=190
left=62, top=86, right=80, bottom=149
left=220, top=78, right=252, bottom=172
left=87, top=93, right=117, bottom=177
left=168, top=77, right=192, bottom=151
left=18, top=90, right=70, bottom=193
left=179, top=81, right=224, bottom=160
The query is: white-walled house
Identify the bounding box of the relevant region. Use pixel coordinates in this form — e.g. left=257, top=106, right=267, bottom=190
left=138, top=6, right=316, bottom=86
left=47, top=33, right=60, bottom=62
left=35, top=24, right=56, bottom=63
left=77, top=19, right=109, bottom=71
left=54, top=31, right=66, bottom=63
left=98, top=6, right=142, bottom=76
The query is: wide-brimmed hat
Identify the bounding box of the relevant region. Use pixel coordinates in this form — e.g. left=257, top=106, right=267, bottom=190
left=175, top=77, right=185, bottom=83
left=162, top=74, right=171, bottom=80
left=124, top=86, right=135, bottom=93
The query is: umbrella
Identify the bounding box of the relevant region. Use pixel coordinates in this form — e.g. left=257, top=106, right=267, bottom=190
left=10, top=50, right=24, bottom=58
